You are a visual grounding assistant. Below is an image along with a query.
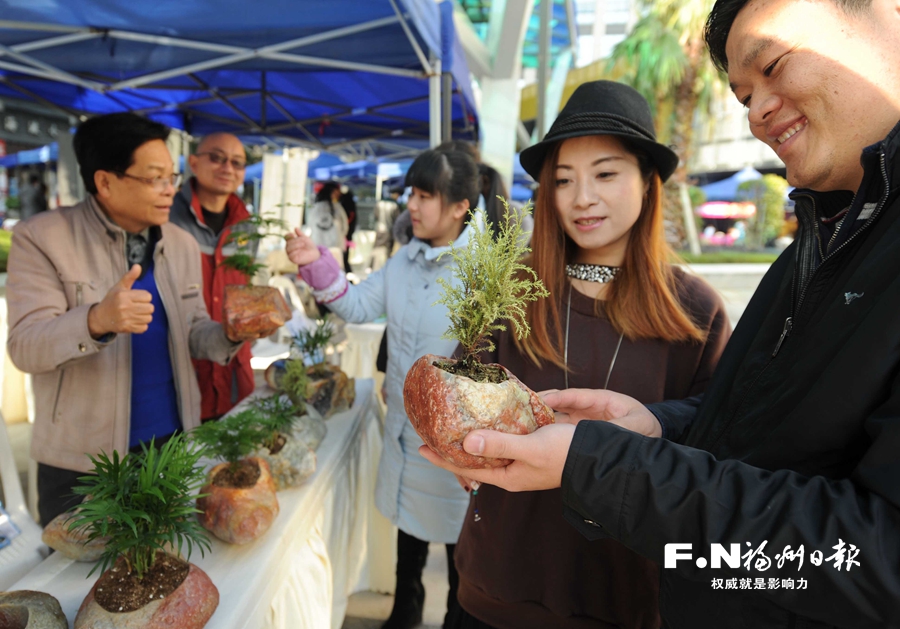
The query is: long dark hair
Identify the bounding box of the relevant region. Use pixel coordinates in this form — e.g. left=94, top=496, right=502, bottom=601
left=515, top=137, right=706, bottom=368
left=479, top=163, right=511, bottom=239
left=405, top=149, right=479, bottom=211
left=315, top=181, right=341, bottom=216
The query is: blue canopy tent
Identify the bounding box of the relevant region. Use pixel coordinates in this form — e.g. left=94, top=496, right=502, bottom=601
left=0, top=0, right=477, bottom=160
left=699, top=167, right=763, bottom=202
left=0, top=141, right=58, bottom=168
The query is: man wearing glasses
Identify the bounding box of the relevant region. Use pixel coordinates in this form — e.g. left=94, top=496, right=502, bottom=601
left=6, top=113, right=258, bottom=525
left=170, top=132, right=255, bottom=423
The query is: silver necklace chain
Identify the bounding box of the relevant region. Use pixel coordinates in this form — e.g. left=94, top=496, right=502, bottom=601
left=564, top=283, right=624, bottom=390
left=566, top=263, right=619, bottom=283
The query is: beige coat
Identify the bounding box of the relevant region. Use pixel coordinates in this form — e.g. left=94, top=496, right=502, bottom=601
left=7, top=196, right=238, bottom=472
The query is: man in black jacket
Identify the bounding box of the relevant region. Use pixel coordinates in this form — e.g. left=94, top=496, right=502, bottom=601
left=419, top=0, right=900, bottom=627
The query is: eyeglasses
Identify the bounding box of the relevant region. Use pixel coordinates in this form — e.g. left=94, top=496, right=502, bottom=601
left=117, top=172, right=183, bottom=193
left=196, top=151, right=247, bottom=170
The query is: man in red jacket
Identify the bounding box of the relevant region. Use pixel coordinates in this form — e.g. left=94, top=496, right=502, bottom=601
left=170, top=132, right=254, bottom=421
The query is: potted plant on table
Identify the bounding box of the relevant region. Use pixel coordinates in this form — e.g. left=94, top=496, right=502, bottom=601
left=403, top=203, right=555, bottom=470
left=190, top=412, right=279, bottom=545
left=66, top=434, right=218, bottom=628
left=222, top=214, right=292, bottom=340
left=250, top=395, right=318, bottom=490
left=291, top=318, right=355, bottom=418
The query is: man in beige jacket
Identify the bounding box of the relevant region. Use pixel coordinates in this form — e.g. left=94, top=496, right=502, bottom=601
left=6, top=113, right=259, bottom=524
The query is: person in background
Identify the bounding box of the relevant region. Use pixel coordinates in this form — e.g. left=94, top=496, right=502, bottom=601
left=170, top=132, right=255, bottom=422
left=18, top=173, right=47, bottom=221
left=340, top=185, right=358, bottom=271
left=286, top=148, right=481, bottom=629
left=307, top=180, right=349, bottom=268
left=6, top=113, right=255, bottom=525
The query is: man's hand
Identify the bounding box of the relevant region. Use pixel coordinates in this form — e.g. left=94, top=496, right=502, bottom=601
left=418, top=423, right=577, bottom=492
left=285, top=228, right=321, bottom=267
left=87, top=265, right=154, bottom=338
left=541, top=388, right=662, bottom=438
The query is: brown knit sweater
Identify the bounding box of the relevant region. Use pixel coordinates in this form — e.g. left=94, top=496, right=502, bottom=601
left=454, top=268, right=731, bottom=629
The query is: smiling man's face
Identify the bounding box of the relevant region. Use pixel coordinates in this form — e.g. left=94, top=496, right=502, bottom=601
left=726, top=0, right=900, bottom=192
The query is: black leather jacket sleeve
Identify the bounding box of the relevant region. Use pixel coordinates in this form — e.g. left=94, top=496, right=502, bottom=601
left=560, top=415, right=900, bottom=629
left=648, top=395, right=703, bottom=442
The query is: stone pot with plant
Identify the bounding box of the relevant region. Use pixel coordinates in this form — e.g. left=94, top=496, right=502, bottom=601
left=403, top=204, right=555, bottom=470
left=191, top=412, right=279, bottom=545
left=291, top=318, right=355, bottom=417
left=66, top=434, right=218, bottom=628
left=222, top=215, right=291, bottom=340
left=248, top=395, right=317, bottom=490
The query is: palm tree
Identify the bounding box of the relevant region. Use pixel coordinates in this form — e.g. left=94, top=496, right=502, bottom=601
left=607, top=0, right=727, bottom=254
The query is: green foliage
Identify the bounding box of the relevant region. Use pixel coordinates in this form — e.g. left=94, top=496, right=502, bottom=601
left=252, top=394, right=302, bottom=448
left=738, top=174, right=789, bottom=248
left=678, top=250, right=779, bottom=264
left=281, top=359, right=310, bottom=408
left=223, top=213, right=287, bottom=285
left=5, top=196, right=20, bottom=210
left=688, top=185, right=707, bottom=209
left=0, top=229, right=11, bottom=273
left=190, top=409, right=270, bottom=468
left=68, top=434, right=211, bottom=579
left=436, top=201, right=548, bottom=369
left=291, top=318, right=335, bottom=367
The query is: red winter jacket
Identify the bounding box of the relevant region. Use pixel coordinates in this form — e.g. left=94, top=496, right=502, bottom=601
left=170, top=179, right=254, bottom=419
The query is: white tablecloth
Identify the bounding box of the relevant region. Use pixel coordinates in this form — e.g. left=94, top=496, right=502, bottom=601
left=11, top=379, right=396, bottom=629
left=340, top=322, right=386, bottom=380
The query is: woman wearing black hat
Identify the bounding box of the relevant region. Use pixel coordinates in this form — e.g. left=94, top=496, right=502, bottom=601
left=447, top=81, right=732, bottom=629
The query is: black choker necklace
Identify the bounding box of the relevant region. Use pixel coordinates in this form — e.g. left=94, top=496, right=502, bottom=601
left=565, top=263, right=619, bottom=283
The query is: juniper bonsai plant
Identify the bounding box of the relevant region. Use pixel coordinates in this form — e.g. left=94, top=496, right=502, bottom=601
left=435, top=201, right=548, bottom=381
left=402, top=201, right=555, bottom=470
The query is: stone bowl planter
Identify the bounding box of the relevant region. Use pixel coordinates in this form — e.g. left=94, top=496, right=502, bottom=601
left=0, top=590, right=67, bottom=629
left=42, top=512, right=109, bottom=562
left=196, top=457, right=279, bottom=545
left=304, top=364, right=355, bottom=418
left=223, top=285, right=290, bottom=340
left=74, top=557, right=218, bottom=629
left=403, top=354, right=555, bottom=469
left=252, top=433, right=317, bottom=491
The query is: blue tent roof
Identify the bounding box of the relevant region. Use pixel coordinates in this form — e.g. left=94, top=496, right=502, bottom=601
left=0, top=0, right=477, bottom=158
left=0, top=142, right=58, bottom=167
left=699, top=167, right=762, bottom=202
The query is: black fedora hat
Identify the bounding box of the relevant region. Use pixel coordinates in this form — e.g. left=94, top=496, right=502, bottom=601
left=519, top=80, right=679, bottom=182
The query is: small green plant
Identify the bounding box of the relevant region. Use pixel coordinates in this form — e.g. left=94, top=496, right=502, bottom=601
left=190, top=410, right=270, bottom=471
left=436, top=201, right=548, bottom=381
left=252, top=394, right=302, bottom=449
left=281, top=359, right=310, bottom=408
left=222, top=214, right=288, bottom=284
left=68, top=434, right=211, bottom=579
left=291, top=318, right=335, bottom=370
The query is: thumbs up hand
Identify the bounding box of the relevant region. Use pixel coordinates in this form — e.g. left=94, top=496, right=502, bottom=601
left=87, top=265, right=155, bottom=338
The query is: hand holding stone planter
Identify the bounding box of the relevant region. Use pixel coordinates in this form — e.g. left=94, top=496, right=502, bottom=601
left=65, top=434, right=217, bottom=628
left=403, top=204, right=552, bottom=469
left=221, top=215, right=291, bottom=341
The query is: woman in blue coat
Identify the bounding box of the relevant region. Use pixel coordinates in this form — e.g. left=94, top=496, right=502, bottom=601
left=287, top=148, right=480, bottom=629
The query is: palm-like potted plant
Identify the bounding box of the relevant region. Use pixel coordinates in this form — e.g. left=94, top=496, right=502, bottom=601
left=249, top=395, right=317, bottom=490
left=403, top=203, right=555, bottom=469
left=222, top=214, right=292, bottom=340
left=291, top=318, right=355, bottom=417
left=67, top=434, right=218, bottom=628
left=190, top=411, right=279, bottom=545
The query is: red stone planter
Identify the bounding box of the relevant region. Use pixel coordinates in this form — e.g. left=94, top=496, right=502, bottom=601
left=197, top=457, right=279, bottom=545
left=403, top=354, right=555, bottom=469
